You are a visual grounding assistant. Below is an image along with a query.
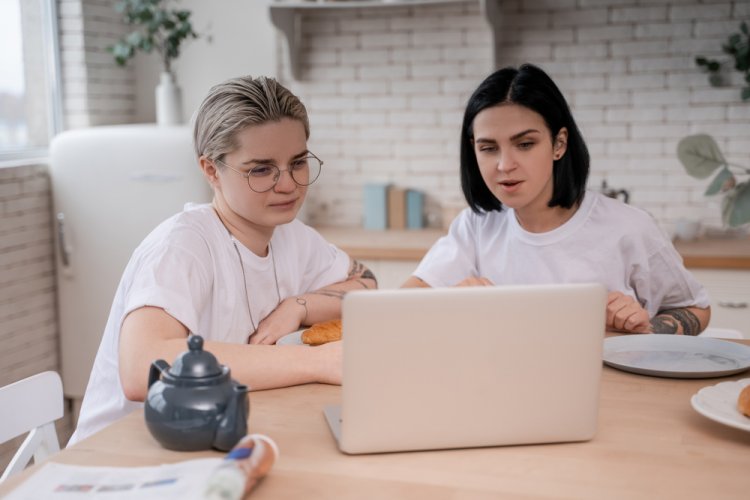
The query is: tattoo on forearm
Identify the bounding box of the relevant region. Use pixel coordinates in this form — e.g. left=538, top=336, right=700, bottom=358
left=355, top=278, right=371, bottom=289
left=311, top=290, right=346, bottom=300
left=650, top=308, right=701, bottom=336
left=348, top=260, right=378, bottom=287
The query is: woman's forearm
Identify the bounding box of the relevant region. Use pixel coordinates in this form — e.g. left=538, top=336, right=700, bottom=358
left=293, top=259, right=377, bottom=326
left=650, top=306, right=711, bottom=335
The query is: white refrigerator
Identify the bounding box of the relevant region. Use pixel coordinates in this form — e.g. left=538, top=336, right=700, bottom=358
left=49, top=124, right=211, bottom=413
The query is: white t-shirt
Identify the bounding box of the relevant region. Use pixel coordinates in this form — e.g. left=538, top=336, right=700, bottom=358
left=69, top=203, right=350, bottom=445
left=414, top=191, right=709, bottom=316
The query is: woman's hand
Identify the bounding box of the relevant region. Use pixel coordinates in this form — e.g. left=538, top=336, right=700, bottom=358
left=249, top=297, right=307, bottom=345
left=455, top=276, right=494, bottom=287
left=606, top=291, right=651, bottom=333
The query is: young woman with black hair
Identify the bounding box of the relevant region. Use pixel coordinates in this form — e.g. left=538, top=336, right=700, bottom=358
left=403, top=64, right=710, bottom=336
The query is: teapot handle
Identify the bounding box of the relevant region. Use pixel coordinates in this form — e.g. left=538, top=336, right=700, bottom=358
left=148, top=359, right=171, bottom=389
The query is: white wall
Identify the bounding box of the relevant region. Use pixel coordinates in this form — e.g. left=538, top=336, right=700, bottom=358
left=280, top=2, right=493, bottom=228
left=278, top=0, right=750, bottom=233
left=134, top=0, right=278, bottom=124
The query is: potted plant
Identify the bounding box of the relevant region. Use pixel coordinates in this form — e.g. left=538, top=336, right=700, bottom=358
left=695, top=21, right=750, bottom=101
left=677, top=134, right=750, bottom=228
left=109, top=0, right=200, bottom=125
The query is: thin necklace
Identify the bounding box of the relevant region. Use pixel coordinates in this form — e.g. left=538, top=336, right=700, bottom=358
left=232, top=238, right=281, bottom=334
left=213, top=206, right=281, bottom=333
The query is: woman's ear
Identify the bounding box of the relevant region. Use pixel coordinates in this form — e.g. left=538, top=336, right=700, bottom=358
left=553, top=128, right=568, bottom=160
left=199, top=156, right=220, bottom=187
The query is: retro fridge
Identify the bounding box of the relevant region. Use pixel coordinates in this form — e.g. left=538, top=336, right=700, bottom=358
left=49, top=125, right=211, bottom=413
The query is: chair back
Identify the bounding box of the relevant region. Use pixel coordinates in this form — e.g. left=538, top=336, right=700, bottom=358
left=0, top=371, right=64, bottom=482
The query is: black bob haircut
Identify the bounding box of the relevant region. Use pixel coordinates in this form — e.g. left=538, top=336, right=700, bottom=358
left=460, top=63, right=590, bottom=213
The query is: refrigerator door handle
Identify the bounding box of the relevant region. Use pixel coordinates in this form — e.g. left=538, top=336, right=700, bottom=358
left=56, top=212, right=70, bottom=267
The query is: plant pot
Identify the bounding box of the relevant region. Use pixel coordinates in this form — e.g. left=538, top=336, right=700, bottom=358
left=156, top=72, right=183, bottom=126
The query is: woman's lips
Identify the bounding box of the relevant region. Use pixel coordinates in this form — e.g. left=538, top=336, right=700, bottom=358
left=498, top=180, right=523, bottom=193
left=269, top=198, right=298, bottom=210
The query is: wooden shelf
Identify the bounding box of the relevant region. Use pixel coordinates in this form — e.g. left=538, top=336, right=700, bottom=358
left=269, top=0, right=501, bottom=80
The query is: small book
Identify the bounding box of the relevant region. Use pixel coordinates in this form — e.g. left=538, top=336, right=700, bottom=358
left=387, top=186, right=406, bottom=230
left=406, top=189, right=424, bottom=229
left=363, top=183, right=389, bottom=230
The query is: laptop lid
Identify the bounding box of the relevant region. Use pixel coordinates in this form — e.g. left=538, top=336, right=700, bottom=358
left=328, top=283, right=606, bottom=454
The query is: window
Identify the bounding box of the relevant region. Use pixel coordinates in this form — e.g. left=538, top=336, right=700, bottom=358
left=0, top=0, right=62, bottom=161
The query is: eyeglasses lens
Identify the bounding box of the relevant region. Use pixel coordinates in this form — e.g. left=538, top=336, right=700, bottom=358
left=247, top=157, right=322, bottom=192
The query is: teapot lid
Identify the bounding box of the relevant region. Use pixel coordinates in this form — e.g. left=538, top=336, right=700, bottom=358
left=169, top=335, right=224, bottom=379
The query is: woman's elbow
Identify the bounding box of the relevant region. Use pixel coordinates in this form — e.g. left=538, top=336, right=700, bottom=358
left=120, top=365, right=148, bottom=402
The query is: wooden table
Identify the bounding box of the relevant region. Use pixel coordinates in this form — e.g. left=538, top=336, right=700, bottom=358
left=3, top=345, right=750, bottom=499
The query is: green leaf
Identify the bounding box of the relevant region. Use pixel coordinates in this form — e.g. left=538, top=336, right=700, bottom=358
left=695, top=56, right=708, bottom=66
left=736, top=46, right=749, bottom=71
left=708, top=61, right=721, bottom=72
left=676, top=134, right=727, bottom=179
left=722, top=182, right=750, bottom=227
left=709, top=73, right=723, bottom=86
left=741, top=21, right=748, bottom=35
left=742, top=86, right=750, bottom=101
left=125, top=31, right=142, bottom=46
left=704, top=167, right=735, bottom=196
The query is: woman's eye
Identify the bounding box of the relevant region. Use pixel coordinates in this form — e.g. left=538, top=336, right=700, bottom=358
left=291, top=159, right=309, bottom=171
left=249, top=165, right=275, bottom=177
left=517, top=142, right=534, bottom=150
left=478, top=146, right=496, bottom=153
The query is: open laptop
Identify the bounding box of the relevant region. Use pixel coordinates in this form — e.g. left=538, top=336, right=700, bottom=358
left=324, top=283, right=607, bottom=454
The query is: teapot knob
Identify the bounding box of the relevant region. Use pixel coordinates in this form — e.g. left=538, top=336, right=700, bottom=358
left=188, top=335, right=203, bottom=352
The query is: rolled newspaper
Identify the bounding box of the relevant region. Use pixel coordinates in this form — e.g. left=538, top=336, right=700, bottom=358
left=204, top=434, right=279, bottom=499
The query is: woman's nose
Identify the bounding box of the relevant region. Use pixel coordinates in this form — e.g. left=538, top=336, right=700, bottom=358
left=496, top=152, right=516, bottom=172
left=273, top=168, right=297, bottom=192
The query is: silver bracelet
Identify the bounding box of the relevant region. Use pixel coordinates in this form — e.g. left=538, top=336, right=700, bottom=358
left=295, top=297, right=308, bottom=325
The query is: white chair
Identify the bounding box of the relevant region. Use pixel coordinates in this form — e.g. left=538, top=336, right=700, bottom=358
left=0, top=371, right=64, bottom=482
left=699, top=327, right=744, bottom=339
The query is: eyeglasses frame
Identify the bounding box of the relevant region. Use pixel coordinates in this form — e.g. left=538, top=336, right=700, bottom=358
left=214, top=151, right=324, bottom=193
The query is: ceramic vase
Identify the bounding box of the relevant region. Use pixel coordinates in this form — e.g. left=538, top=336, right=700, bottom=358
left=155, top=71, right=183, bottom=126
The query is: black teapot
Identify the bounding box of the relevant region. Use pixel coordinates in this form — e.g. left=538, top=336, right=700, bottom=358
left=144, top=335, right=249, bottom=451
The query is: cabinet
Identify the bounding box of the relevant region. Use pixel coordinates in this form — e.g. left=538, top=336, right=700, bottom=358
left=269, top=0, right=501, bottom=79
left=690, top=269, right=750, bottom=338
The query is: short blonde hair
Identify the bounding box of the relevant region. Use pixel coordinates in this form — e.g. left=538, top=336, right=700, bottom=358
left=193, top=76, right=310, bottom=161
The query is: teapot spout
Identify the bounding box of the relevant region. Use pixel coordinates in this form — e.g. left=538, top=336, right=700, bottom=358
left=213, top=383, right=249, bottom=451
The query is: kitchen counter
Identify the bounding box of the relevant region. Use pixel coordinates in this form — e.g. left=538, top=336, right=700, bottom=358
left=316, top=226, right=445, bottom=261
left=672, top=237, right=750, bottom=270
left=317, top=226, right=750, bottom=269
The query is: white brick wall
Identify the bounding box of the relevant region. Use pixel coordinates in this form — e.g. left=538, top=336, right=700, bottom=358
left=279, top=0, right=749, bottom=232
left=58, top=0, right=135, bottom=129
left=280, top=2, right=492, bottom=227
left=0, top=164, right=72, bottom=473
left=0, top=6, right=92, bottom=462
left=492, top=0, right=747, bottom=229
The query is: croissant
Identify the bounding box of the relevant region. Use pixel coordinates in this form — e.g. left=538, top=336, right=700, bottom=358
left=738, top=385, right=750, bottom=418
left=301, top=319, right=342, bottom=346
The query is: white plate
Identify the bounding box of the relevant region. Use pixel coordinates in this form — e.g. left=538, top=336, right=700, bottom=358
left=691, top=378, right=750, bottom=432
left=603, top=335, right=750, bottom=378
left=275, top=329, right=305, bottom=346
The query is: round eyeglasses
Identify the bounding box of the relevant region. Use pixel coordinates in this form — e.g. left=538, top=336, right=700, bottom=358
left=216, top=153, right=323, bottom=193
